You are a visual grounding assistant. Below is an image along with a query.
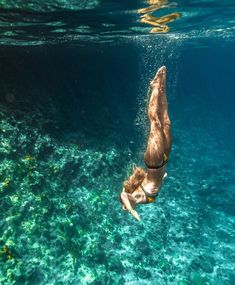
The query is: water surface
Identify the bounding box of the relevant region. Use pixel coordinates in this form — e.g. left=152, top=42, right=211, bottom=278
left=0, top=1, right=235, bottom=285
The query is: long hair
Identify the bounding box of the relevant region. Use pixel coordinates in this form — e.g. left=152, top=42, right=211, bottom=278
left=123, top=167, right=145, bottom=194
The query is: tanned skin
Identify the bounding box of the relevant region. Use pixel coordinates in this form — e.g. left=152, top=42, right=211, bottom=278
left=120, top=66, right=172, bottom=221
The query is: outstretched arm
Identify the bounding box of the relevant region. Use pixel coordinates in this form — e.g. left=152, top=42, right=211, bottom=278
left=120, top=192, right=133, bottom=211
left=120, top=192, right=141, bottom=221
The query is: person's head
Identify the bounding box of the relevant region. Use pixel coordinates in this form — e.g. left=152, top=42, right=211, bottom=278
left=119, top=166, right=146, bottom=210
left=123, top=166, right=146, bottom=194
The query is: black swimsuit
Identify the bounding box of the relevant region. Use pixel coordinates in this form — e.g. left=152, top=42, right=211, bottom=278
left=140, top=185, right=157, bottom=204
left=142, top=153, right=168, bottom=203
left=120, top=153, right=168, bottom=204
left=145, top=153, right=168, bottom=170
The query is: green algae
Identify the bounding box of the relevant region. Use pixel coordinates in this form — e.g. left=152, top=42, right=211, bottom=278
left=0, top=99, right=235, bottom=285
left=190, top=272, right=207, bottom=285
left=0, top=105, right=131, bottom=284
left=178, top=280, right=190, bottom=285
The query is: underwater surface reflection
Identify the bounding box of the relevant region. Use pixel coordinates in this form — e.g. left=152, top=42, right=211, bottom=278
left=0, top=0, right=235, bottom=45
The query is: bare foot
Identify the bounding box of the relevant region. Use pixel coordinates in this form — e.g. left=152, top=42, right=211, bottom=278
left=150, top=66, right=166, bottom=88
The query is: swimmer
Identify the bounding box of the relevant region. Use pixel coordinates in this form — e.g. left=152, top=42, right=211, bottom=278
left=119, top=66, right=172, bottom=221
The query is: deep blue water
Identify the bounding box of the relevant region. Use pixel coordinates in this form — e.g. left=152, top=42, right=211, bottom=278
left=0, top=1, right=235, bottom=285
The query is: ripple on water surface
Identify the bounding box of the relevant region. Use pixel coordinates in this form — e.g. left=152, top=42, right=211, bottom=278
left=0, top=0, right=235, bottom=45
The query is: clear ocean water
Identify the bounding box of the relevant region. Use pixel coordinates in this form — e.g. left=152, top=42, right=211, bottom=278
left=0, top=1, right=235, bottom=284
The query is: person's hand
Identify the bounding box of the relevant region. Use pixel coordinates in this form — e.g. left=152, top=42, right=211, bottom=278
left=129, top=209, right=141, bottom=221
left=122, top=205, right=127, bottom=211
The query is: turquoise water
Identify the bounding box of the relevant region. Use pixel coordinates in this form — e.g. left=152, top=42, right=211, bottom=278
left=0, top=1, right=235, bottom=285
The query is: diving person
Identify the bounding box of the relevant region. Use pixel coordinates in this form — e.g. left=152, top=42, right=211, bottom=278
left=119, top=66, right=171, bottom=221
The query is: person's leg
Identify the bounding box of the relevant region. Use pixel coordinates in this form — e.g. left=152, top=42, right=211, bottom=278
left=148, top=66, right=165, bottom=121
left=144, top=67, right=165, bottom=167
left=158, top=67, right=172, bottom=156
left=144, top=121, right=164, bottom=167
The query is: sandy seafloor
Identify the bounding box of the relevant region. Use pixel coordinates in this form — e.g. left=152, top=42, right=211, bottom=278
left=0, top=37, right=235, bottom=285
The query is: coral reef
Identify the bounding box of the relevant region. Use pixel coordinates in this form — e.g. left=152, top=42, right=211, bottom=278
left=0, top=103, right=234, bottom=285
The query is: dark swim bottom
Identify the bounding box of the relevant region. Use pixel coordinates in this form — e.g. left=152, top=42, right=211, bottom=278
left=145, top=153, right=168, bottom=170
